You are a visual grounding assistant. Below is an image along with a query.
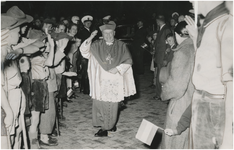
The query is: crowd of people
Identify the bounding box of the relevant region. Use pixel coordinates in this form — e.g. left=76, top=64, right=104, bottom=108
left=1, top=1, right=233, bottom=149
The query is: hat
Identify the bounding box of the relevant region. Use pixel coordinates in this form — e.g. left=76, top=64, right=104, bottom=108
left=71, top=16, right=79, bottom=24
left=156, top=15, right=165, bottom=22
left=3, top=6, right=33, bottom=29
left=1, top=15, right=18, bottom=30
left=172, top=12, right=179, bottom=18
left=99, top=21, right=116, bottom=32
left=81, top=15, right=93, bottom=24
left=103, top=15, right=111, bottom=20
left=43, top=18, right=56, bottom=25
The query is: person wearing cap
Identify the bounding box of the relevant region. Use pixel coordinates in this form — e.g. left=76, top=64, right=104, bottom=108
left=102, top=15, right=111, bottom=25
left=79, top=15, right=93, bottom=43
left=80, top=21, right=136, bottom=137
left=172, top=12, right=179, bottom=23
left=160, top=21, right=195, bottom=149
left=1, top=14, right=17, bottom=149
left=96, top=14, right=112, bottom=40
left=153, top=15, right=172, bottom=100
left=78, top=15, right=93, bottom=94
left=2, top=5, right=41, bottom=148
left=9, top=8, right=45, bottom=122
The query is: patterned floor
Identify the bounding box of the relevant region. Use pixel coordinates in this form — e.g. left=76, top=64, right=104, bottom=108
left=43, top=66, right=168, bottom=149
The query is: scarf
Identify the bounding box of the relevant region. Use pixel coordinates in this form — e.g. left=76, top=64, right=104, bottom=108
left=197, top=2, right=228, bottom=48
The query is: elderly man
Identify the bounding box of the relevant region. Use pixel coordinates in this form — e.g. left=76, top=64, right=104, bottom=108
left=80, top=21, right=136, bottom=137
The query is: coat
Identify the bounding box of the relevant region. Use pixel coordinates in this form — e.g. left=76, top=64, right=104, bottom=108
left=160, top=38, right=195, bottom=149
left=131, top=27, right=147, bottom=74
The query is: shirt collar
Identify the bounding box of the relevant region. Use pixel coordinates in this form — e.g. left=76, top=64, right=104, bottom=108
left=202, top=2, right=228, bottom=28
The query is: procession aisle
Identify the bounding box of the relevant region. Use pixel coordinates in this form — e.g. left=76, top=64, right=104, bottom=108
left=45, top=66, right=168, bottom=149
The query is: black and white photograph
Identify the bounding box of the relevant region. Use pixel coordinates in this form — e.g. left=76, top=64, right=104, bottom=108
left=1, top=1, right=233, bottom=149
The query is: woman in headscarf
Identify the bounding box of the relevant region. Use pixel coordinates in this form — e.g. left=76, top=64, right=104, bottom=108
left=160, top=21, right=195, bottom=149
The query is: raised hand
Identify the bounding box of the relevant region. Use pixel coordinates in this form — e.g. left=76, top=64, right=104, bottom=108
left=5, top=48, right=22, bottom=60
left=47, top=33, right=55, bottom=47
left=90, top=30, right=98, bottom=39
left=56, top=38, right=69, bottom=53
left=184, top=15, right=198, bottom=41
left=86, top=30, right=98, bottom=45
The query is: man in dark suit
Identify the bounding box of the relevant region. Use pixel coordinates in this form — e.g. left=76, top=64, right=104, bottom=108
left=77, top=15, right=93, bottom=94
left=132, top=19, right=148, bottom=75
left=131, top=19, right=148, bottom=98
left=154, top=15, right=171, bottom=100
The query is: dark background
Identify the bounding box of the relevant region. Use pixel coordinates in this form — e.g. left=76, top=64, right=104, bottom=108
left=1, top=1, right=192, bottom=24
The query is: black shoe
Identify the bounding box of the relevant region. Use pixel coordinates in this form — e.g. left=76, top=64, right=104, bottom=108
left=94, top=129, right=108, bottom=137
left=109, top=126, right=117, bottom=132
left=119, top=102, right=127, bottom=110
left=39, top=138, right=58, bottom=146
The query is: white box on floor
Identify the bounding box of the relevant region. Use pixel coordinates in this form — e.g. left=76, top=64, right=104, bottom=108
left=135, top=119, right=159, bottom=146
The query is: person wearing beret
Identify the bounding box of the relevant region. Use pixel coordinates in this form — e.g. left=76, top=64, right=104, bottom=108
left=80, top=21, right=136, bottom=137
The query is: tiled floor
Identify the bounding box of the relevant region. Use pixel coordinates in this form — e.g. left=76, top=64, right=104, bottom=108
left=43, top=66, right=168, bottom=149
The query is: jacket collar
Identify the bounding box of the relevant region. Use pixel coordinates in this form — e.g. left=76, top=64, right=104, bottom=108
left=173, top=38, right=193, bottom=52
left=202, top=2, right=228, bottom=28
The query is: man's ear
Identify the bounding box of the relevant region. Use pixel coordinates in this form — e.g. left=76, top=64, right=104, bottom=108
left=113, top=31, right=116, bottom=36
